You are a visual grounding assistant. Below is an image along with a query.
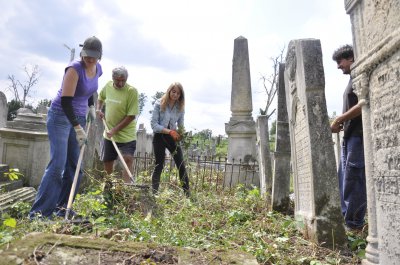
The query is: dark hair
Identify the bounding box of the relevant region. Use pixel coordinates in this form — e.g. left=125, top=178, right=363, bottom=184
left=332, top=44, right=353, bottom=63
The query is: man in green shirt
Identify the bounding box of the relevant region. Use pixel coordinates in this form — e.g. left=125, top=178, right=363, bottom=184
left=96, top=66, right=139, bottom=183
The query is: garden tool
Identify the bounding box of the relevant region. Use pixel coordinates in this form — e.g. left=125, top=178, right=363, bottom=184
left=102, top=118, right=135, bottom=183
left=65, top=121, right=91, bottom=221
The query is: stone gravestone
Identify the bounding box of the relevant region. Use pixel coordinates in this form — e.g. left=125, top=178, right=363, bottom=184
left=332, top=131, right=343, bottom=171
left=345, top=0, right=400, bottom=264
left=136, top=123, right=153, bottom=156
left=225, top=36, right=258, bottom=187
left=256, top=115, right=272, bottom=196
left=0, top=109, right=49, bottom=188
left=284, top=39, right=346, bottom=248
left=36, top=104, right=48, bottom=115
left=83, top=92, right=103, bottom=174
left=0, top=92, right=7, bottom=128
left=271, top=63, right=292, bottom=213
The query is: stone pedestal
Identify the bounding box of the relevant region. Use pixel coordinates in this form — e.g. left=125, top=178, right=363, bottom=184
left=225, top=36, right=258, bottom=187
left=0, top=110, right=49, bottom=188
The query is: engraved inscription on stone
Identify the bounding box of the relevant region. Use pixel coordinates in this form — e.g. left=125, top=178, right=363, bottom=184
left=294, top=103, right=311, bottom=213
left=370, top=51, right=400, bottom=206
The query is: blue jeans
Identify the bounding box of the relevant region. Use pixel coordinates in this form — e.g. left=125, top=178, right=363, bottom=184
left=29, top=108, right=86, bottom=218
left=338, top=136, right=367, bottom=228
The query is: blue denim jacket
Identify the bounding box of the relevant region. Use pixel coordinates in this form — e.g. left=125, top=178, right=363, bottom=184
left=151, top=100, right=184, bottom=133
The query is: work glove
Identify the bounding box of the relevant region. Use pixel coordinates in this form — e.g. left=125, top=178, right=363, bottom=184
left=169, top=130, right=180, bottom=141
left=88, top=105, right=96, bottom=122
left=74, top=126, right=87, bottom=147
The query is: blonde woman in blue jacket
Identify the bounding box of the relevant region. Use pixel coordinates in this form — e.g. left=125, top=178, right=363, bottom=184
left=150, top=82, right=189, bottom=196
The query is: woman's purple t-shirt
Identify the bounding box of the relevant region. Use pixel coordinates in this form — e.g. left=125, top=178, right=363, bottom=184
left=51, top=60, right=103, bottom=116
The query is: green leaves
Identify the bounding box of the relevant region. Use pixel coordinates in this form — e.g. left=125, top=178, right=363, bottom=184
left=348, top=234, right=367, bottom=259
left=3, top=218, right=17, bottom=228
left=0, top=171, right=366, bottom=264
left=228, top=210, right=251, bottom=225
left=3, top=168, right=23, bottom=181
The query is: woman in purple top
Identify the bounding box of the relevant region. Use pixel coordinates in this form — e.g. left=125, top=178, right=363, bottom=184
left=29, top=36, right=103, bottom=219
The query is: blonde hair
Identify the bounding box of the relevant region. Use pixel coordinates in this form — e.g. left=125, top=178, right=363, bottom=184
left=160, top=82, right=185, bottom=112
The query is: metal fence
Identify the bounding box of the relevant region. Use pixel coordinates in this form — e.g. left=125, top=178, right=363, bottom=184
left=131, top=152, right=259, bottom=192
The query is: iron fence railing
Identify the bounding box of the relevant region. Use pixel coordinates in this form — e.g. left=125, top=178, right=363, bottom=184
left=131, top=152, right=259, bottom=192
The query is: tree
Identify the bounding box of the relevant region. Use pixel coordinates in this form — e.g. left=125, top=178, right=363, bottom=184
left=34, top=99, right=52, bottom=113
left=137, top=93, right=147, bottom=119
left=259, top=47, right=285, bottom=119
left=269, top=120, right=276, bottom=136
left=194, top=129, right=212, bottom=141
left=7, top=99, right=22, bottom=121
left=149, top=91, right=164, bottom=114
left=151, top=91, right=164, bottom=105
left=7, top=64, right=40, bottom=108
left=38, top=99, right=51, bottom=106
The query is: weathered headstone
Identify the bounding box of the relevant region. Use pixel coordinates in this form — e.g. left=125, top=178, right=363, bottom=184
left=135, top=123, right=153, bottom=156
left=271, top=63, right=292, bottom=212
left=332, top=131, right=343, bottom=171
left=36, top=104, right=48, bottom=115
left=256, top=115, right=272, bottom=195
left=225, top=36, right=258, bottom=187
left=83, top=92, right=104, bottom=175
left=284, top=39, right=346, bottom=248
left=0, top=110, right=49, bottom=188
left=0, top=92, right=7, bottom=128
left=345, top=0, right=400, bottom=264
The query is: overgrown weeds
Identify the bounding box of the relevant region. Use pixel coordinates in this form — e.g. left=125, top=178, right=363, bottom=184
left=0, top=173, right=366, bottom=264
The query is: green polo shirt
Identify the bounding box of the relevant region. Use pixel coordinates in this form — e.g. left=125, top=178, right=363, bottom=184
left=98, top=81, right=139, bottom=143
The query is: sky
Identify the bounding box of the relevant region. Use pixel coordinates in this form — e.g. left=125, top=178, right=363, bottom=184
left=0, top=0, right=353, bottom=136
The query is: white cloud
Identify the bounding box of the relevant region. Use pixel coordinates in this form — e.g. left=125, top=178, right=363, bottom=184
left=0, top=0, right=352, bottom=135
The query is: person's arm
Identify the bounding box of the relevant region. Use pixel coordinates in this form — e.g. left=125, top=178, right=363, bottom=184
left=331, top=100, right=365, bottom=133
left=60, top=67, right=80, bottom=127
left=106, top=115, right=135, bottom=138
left=177, top=110, right=185, bottom=131
left=151, top=103, right=166, bottom=133
left=96, top=99, right=105, bottom=119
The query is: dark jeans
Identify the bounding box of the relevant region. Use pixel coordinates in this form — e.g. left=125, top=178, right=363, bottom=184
left=151, top=133, right=189, bottom=194
left=29, top=108, right=86, bottom=218
left=338, top=136, right=367, bottom=228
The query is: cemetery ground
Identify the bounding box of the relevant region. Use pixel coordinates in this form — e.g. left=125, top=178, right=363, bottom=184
left=0, top=171, right=367, bottom=265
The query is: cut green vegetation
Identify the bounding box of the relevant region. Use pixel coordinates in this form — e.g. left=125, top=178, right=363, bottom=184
left=1, top=173, right=366, bottom=264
